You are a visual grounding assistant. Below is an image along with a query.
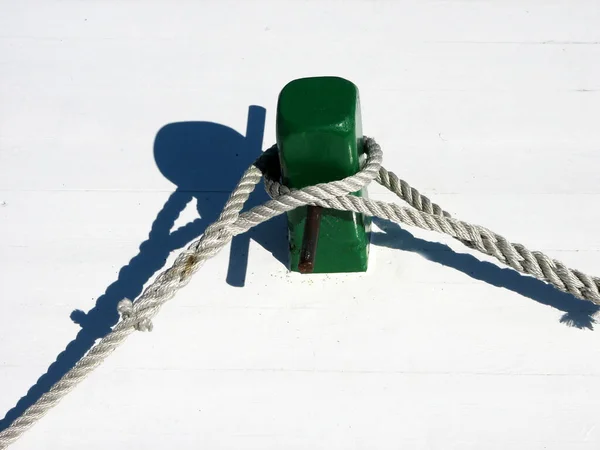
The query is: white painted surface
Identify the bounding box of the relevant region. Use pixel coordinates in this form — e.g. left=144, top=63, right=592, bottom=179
left=1, top=0, right=600, bottom=448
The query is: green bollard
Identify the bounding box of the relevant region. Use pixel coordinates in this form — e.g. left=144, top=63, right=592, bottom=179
left=276, top=76, right=370, bottom=273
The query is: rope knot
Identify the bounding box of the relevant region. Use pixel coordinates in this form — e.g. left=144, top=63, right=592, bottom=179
left=260, top=136, right=383, bottom=203
left=117, top=298, right=154, bottom=332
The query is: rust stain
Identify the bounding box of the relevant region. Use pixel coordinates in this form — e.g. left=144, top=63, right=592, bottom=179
left=180, top=254, right=198, bottom=281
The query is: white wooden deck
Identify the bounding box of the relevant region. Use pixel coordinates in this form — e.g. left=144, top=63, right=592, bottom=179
left=1, top=1, right=600, bottom=448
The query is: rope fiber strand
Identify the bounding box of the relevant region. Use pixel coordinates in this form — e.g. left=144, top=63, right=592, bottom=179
left=1, top=137, right=598, bottom=448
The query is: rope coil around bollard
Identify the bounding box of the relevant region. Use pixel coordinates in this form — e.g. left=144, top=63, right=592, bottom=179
left=1, top=137, right=599, bottom=448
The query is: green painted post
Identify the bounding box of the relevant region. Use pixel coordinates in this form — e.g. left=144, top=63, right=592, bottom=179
left=276, top=76, right=370, bottom=273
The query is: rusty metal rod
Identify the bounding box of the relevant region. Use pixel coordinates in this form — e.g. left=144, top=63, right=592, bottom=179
left=298, top=206, right=323, bottom=274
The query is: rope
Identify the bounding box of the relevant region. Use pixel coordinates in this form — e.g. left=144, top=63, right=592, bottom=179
left=0, top=137, right=598, bottom=448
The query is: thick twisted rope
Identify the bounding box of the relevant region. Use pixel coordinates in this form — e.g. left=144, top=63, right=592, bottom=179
left=1, top=137, right=598, bottom=448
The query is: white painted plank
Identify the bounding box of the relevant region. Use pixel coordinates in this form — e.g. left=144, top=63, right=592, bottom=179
left=1, top=1, right=600, bottom=449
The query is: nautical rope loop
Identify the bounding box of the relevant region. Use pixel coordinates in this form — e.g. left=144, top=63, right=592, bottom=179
left=1, top=137, right=599, bottom=448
